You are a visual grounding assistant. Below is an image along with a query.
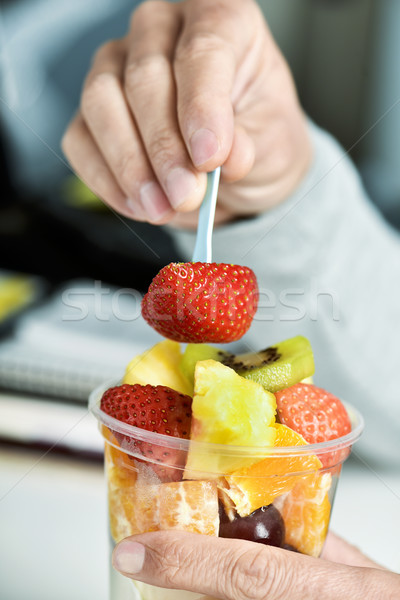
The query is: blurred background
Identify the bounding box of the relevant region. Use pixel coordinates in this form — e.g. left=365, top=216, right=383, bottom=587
left=0, top=0, right=399, bottom=289
left=0, top=1, right=399, bottom=599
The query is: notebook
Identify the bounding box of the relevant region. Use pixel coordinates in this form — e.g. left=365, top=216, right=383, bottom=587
left=0, top=279, right=163, bottom=402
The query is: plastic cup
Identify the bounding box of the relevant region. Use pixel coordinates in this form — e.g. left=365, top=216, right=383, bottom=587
left=90, top=381, right=363, bottom=600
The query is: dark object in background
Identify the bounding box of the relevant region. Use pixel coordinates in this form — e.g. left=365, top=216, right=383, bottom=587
left=0, top=0, right=180, bottom=292
left=0, top=126, right=179, bottom=292
left=0, top=126, right=14, bottom=209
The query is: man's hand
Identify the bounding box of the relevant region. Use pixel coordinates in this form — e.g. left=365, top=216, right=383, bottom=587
left=111, top=530, right=398, bottom=600
left=62, top=0, right=311, bottom=227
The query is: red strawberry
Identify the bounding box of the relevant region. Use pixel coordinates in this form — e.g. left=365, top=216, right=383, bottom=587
left=141, top=262, right=258, bottom=343
left=275, top=383, right=352, bottom=467
left=100, top=383, right=192, bottom=482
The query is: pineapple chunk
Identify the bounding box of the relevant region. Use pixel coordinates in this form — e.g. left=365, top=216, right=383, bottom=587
left=123, top=340, right=192, bottom=396
left=184, top=360, right=277, bottom=477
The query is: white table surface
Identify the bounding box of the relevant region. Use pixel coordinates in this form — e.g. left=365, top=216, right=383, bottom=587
left=0, top=445, right=399, bottom=600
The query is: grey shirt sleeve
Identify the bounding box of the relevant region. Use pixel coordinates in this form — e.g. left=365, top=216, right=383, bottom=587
left=166, top=121, right=400, bottom=465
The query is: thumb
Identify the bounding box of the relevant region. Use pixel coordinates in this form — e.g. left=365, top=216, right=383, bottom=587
left=112, top=530, right=357, bottom=600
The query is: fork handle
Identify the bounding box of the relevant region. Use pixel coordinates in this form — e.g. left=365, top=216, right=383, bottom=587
left=192, top=167, right=221, bottom=263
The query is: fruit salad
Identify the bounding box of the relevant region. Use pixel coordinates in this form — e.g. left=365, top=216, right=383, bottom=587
left=90, top=262, right=362, bottom=600
left=90, top=334, right=363, bottom=592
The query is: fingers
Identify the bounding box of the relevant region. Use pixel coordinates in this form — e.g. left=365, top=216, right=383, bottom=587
left=222, top=125, right=255, bottom=183
left=113, top=531, right=278, bottom=600
left=82, top=39, right=175, bottom=223
left=62, top=41, right=170, bottom=222
left=112, top=530, right=362, bottom=600
left=175, top=0, right=257, bottom=173
left=322, top=532, right=387, bottom=570
left=126, top=2, right=207, bottom=212
left=63, top=0, right=306, bottom=224
left=62, top=0, right=264, bottom=224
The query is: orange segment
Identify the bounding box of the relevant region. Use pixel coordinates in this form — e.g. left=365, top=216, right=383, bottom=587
left=222, top=424, right=322, bottom=517
left=108, top=479, right=160, bottom=543
left=105, top=438, right=161, bottom=543
left=105, top=434, right=219, bottom=542
left=108, top=467, right=160, bottom=543
left=281, top=472, right=332, bottom=557
left=159, top=480, right=219, bottom=535
left=105, top=444, right=137, bottom=489
left=104, top=428, right=138, bottom=486
left=217, top=478, right=237, bottom=522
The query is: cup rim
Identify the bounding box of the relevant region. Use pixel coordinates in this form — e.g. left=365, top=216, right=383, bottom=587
left=89, top=379, right=364, bottom=458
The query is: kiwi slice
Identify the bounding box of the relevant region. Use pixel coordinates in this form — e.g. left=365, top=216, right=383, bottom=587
left=180, top=336, right=314, bottom=393
left=225, top=336, right=314, bottom=393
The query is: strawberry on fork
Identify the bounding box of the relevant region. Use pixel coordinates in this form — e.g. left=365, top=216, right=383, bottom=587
left=141, top=261, right=258, bottom=343
left=142, top=170, right=258, bottom=344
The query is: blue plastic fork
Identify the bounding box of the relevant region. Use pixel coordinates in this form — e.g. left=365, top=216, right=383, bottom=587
left=191, top=167, right=221, bottom=263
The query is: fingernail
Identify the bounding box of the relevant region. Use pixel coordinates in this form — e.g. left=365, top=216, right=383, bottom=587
left=126, top=198, right=142, bottom=218
left=189, top=128, right=219, bottom=167
left=140, top=181, right=172, bottom=221
left=166, top=167, right=199, bottom=209
left=113, top=540, right=145, bottom=575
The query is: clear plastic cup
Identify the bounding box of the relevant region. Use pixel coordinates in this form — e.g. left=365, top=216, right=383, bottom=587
left=90, top=381, right=363, bottom=600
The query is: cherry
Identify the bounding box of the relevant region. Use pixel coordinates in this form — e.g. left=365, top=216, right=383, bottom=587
left=219, top=504, right=285, bottom=548
left=218, top=501, right=230, bottom=525
left=281, top=543, right=299, bottom=553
